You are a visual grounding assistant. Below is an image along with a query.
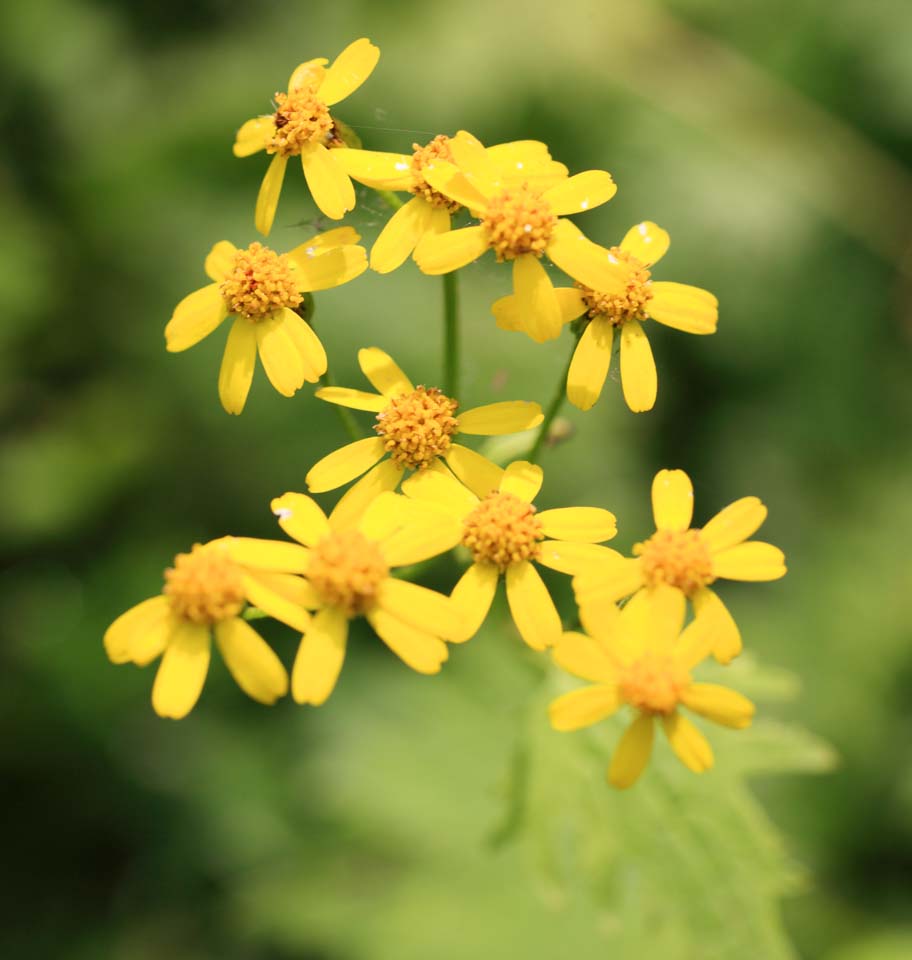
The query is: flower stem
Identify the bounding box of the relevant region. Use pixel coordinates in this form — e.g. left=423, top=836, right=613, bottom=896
left=443, top=272, right=460, bottom=397
left=528, top=335, right=576, bottom=464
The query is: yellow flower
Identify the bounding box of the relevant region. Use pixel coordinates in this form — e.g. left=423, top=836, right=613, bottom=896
left=233, top=38, right=380, bottom=233
left=335, top=131, right=568, bottom=274
left=165, top=229, right=367, bottom=414
left=495, top=221, right=719, bottom=412
left=104, top=536, right=315, bottom=719
left=305, top=347, right=544, bottom=527
left=268, top=490, right=465, bottom=705
left=400, top=461, right=618, bottom=650
left=549, top=586, right=755, bottom=789
left=574, top=469, right=786, bottom=664
left=413, top=136, right=625, bottom=342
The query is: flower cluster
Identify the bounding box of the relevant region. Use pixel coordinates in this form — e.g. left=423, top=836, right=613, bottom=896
left=107, top=39, right=787, bottom=789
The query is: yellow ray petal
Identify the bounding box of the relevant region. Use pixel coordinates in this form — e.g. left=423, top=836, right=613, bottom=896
left=492, top=287, right=584, bottom=336
left=448, top=133, right=500, bottom=194
left=204, top=240, right=238, bottom=281
left=620, top=221, right=670, bottom=266
left=578, top=589, right=623, bottom=645
left=366, top=607, right=449, bottom=674
left=333, top=148, right=412, bottom=190
left=661, top=712, right=714, bottom=773
left=358, top=347, right=414, bottom=396
left=376, top=578, right=464, bottom=642
left=682, top=683, right=754, bottom=729
left=413, top=225, right=488, bottom=275
left=370, top=197, right=435, bottom=274
left=401, top=464, right=478, bottom=518
left=619, top=320, right=657, bottom=413
left=301, top=143, right=356, bottom=220
left=511, top=254, right=562, bottom=342
left=537, top=541, right=622, bottom=576
left=288, top=244, right=367, bottom=291
left=450, top=562, right=499, bottom=642
left=675, top=615, right=717, bottom=670
left=377, top=501, right=463, bottom=567
left=218, top=318, right=257, bottom=415
left=249, top=571, right=321, bottom=609
left=551, top=630, right=618, bottom=683
left=357, top=489, right=412, bottom=541
left=546, top=219, right=627, bottom=292
left=692, top=586, right=742, bottom=664
left=104, top=595, right=173, bottom=666
left=242, top=572, right=311, bottom=632
left=505, top=560, right=561, bottom=650
left=700, top=497, right=767, bottom=553
left=224, top=537, right=310, bottom=572
left=255, top=154, right=287, bottom=237
left=421, top=161, right=488, bottom=211
left=651, top=468, right=694, bottom=532
left=328, top=460, right=405, bottom=531
left=256, top=315, right=306, bottom=397
left=567, top=317, right=614, bottom=411
left=315, top=386, right=386, bottom=412
left=215, top=617, right=288, bottom=704
left=165, top=284, right=228, bottom=353
left=151, top=622, right=211, bottom=720
left=318, top=37, right=379, bottom=106
left=306, top=437, right=387, bottom=493
left=292, top=606, right=348, bottom=705
left=648, top=281, right=718, bottom=334
left=276, top=308, right=327, bottom=382
left=542, top=170, right=617, bottom=215
left=233, top=116, right=273, bottom=158
left=712, top=542, right=787, bottom=581
left=537, top=506, right=617, bottom=543
left=499, top=460, right=543, bottom=502
left=608, top=713, right=654, bottom=789
left=457, top=401, right=543, bottom=436
left=443, top=444, right=504, bottom=499
left=549, top=685, right=620, bottom=731
left=643, top=584, right=687, bottom=654
left=288, top=57, right=328, bottom=92
left=573, top=557, right=644, bottom=606
left=295, top=226, right=361, bottom=252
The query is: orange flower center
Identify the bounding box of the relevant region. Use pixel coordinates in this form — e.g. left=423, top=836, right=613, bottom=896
left=619, top=654, right=691, bottom=715
left=219, top=242, right=302, bottom=320
left=269, top=86, right=334, bottom=157
left=410, top=135, right=461, bottom=212
left=307, top=530, right=389, bottom=617
left=634, top=529, right=714, bottom=596
left=461, top=491, right=544, bottom=569
left=164, top=542, right=245, bottom=625
left=482, top=184, right=556, bottom=261
left=579, top=247, right=653, bottom=326
left=375, top=386, right=460, bottom=469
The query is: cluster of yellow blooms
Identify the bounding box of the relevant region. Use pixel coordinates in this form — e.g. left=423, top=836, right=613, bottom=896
left=107, top=39, right=786, bottom=789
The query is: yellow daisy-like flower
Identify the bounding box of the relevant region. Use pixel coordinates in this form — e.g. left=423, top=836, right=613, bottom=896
left=268, top=490, right=465, bottom=705
left=334, top=131, right=568, bottom=274
left=549, top=586, right=755, bottom=789
left=413, top=136, right=625, bottom=342
left=233, top=38, right=380, bottom=233
left=305, top=347, right=544, bottom=527
left=165, top=228, right=367, bottom=415
left=574, top=469, right=786, bottom=664
left=495, top=221, right=719, bottom=412
left=400, top=461, right=618, bottom=650
left=104, top=536, right=315, bottom=719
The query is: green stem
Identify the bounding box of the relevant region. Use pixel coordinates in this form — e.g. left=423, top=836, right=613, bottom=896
left=376, top=188, right=405, bottom=211
left=443, top=272, right=460, bottom=397
left=528, top=335, right=577, bottom=464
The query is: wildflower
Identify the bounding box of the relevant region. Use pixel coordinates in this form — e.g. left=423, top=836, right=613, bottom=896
left=413, top=136, right=625, bottom=342
left=400, top=461, right=617, bottom=650
left=305, top=347, right=543, bottom=526
left=574, top=469, right=786, bottom=663
left=165, top=229, right=366, bottom=414
left=494, top=221, right=718, bottom=411
left=269, top=490, right=465, bottom=705
left=335, top=131, right=568, bottom=273
left=233, top=38, right=380, bottom=233
left=104, top=536, right=314, bottom=718
left=548, top=586, right=755, bottom=788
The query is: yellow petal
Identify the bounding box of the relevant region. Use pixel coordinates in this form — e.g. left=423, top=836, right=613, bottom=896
left=712, top=542, right=787, bottom=581
left=578, top=587, right=623, bottom=645
left=567, top=317, right=614, bottom=411
left=292, top=606, right=348, bottom=705
left=204, top=240, right=238, bottom=281
left=692, top=586, right=742, bottom=664
left=620, top=320, right=657, bottom=412
left=700, top=497, right=767, bottom=553
left=295, top=226, right=362, bottom=253
left=288, top=244, right=367, bottom=291
left=151, top=622, right=211, bottom=720
left=643, top=584, right=687, bottom=653
left=546, top=219, right=628, bottom=292
left=505, top=560, right=561, bottom=650
left=661, top=712, right=714, bottom=773
left=537, top=506, right=617, bottom=543
left=223, top=536, right=310, bottom=572
left=549, top=685, right=620, bottom=731
left=573, top=556, right=644, bottom=606
left=248, top=571, right=321, bottom=609
left=306, top=437, right=387, bottom=493
left=334, top=148, right=412, bottom=190
left=366, top=607, right=449, bottom=674
left=241, top=573, right=311, bottom=633
left=448, top=133, right=500, bottom=194
left=619, top=221, right=670, bottom=266
left=413, top=225, right=488, bottom=275
left=276, top=308, right=327, bottom=382
left=443, top=444, right=504, bottom=499
left=377, top=500, right=463, bottom=567
left=165, top=284, right=228, bottom=353
left=675, top=614, right=717, bottom=669
left=401, top=463, right=478, bottom=518
left=649, top=281, right=718, bottom=334
left=492, top=287, right=584, bottom=337
left=376, top=578, right=464, bottom=642
left=358, top=347, right=414, bottom=396
left=288, top=57, right=328, bottom=92
left=537, top=541, right=622, bottom=576
left=421, top=161, right=488, bottom=211
left=485, top=139, right=551, bottom=168
left=370, top=197, right=435, bottom=274
left=457, top=401, right=543, bottom=435
left=551, top=630, right=618, bottom=683
left=218, top=318, right=257, bottom=415
left=499, top=460, right=543, bottom=502
left=318, top=37, right=379, bottom=106
left=255, top=154, right=287, bottom=237
left=542, top=170, right=617, bottom=215
left=215, top=617, right=288, bottom=704
left=256, top=315, right=306, bottom=397
left=512, top=254, right=562, bottom=342
left=233, top=116, right=273, bottom=158
left=328, top=460, right=405, bottom=531
left=651, top=468, right=694, bottom=532
left=301, top=143, right=356, bottom=220
left=608, top=713, right=654, bottom=789
left=104, top=595, right=173, bottom=666
left=357, top=490, right=413, bottom=541
left=682, top=684, right=754, bottom=729
left=315, top=386, right=385, bottom=412
left=450, top=562, right=499, bottom=642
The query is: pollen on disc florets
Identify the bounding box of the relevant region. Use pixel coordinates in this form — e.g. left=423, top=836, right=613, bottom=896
left=219, top=242, right=302, bottom=321
left=269, top=86, right=334, bottom=157
left=164, top=542, right=245, bottom=625
left=579, top=247, right=653, bottom=326
left=410, top=135, right=462, bottom=212
left=634, top=529, right=715, bottom=595
left=482, top=184, right=557, bottom=261
left=375, top=386, right=459, bottom=469
left=619, top=654, right=691, bottom=715
left=307, top=530, right=389, bottom=617
left=461, top=491, right=545, bottom=570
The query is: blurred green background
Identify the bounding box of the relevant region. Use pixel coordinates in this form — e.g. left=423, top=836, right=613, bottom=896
left=2, top=0, right=911, bottom=957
